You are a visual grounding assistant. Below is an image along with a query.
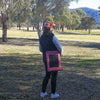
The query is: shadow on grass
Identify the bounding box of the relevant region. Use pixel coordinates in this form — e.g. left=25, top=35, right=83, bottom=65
left=0, top=53, right=100, bottom=100
left=0, top=38, right=39, bottom=46
left=0, top=53, right=44, bottom=100
left=0, top=38, right=100, bottom=50
left=60, top=40, right=100, bottom=50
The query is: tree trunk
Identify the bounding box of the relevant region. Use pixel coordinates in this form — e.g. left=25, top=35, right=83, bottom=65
left=61, top=25, right=64, bottom=32
left=33, top=26, right=34, bottom=31
left=88, top=28, right=91, bottom=34
left=2, top=26, right=7, bottom=42
left=18, top=23, right=21, bottom=30
left=37, top=28, right=41, bottom=39
left=2, top=13, right=7, bottom=42
left=26, top=23, right=30, bottom=31
left=37, top=22, right=42, bottom=38
left=27, top=26, right=29, bottom=31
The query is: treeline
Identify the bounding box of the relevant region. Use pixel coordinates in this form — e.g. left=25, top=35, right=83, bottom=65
left=0, top=0, right=96, bottom=42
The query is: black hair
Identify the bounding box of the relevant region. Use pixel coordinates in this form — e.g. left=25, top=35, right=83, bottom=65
left=41, top=29, right=54, bottom=38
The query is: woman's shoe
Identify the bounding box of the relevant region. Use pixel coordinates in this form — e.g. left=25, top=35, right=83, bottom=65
left=51, top=93, right=59, bottom=98
left=40, top=92, right=47, bottom=97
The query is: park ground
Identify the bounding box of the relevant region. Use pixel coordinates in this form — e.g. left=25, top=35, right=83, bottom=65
left=0, top=28, right=100, bottom=100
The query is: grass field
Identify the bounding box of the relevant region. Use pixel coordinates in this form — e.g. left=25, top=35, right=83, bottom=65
left=0, top=28, right=100, bottom=100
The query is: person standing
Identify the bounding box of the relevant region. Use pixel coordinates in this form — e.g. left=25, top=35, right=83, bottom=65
left=39, top=22, right=62, bottom=98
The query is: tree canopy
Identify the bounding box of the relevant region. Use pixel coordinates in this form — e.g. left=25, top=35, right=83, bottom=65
left=1, top=0, right=96, bottom=41
left=80, top=16, right=96, bottom=34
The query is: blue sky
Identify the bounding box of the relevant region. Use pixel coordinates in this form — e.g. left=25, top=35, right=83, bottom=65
left=69, top=0, right=100, bottom=10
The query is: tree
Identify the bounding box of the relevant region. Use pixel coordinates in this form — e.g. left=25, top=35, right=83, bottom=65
left=53, top=7, right=72, bottom=32
left=70, top=10, right=81, bottom=29
left=30, top=0, right=77, bottom=38
left=0, top=0, right=79, bottom=41
left=64, top=8, right=72, bottom=29
left=59, top=15, right=67, bottom=32
left=22, top=0, right=32, bottom=31
left=81, top=16, right=96, bottom=34
left=75, top=9, right=86, bottom=29
left=12, top=0, right=28, bottom=30
left=30, top=0, right=49, bottom=38
left=0, top=0, right=11, bottom=42
left=76, top=9, right=86, bottom=18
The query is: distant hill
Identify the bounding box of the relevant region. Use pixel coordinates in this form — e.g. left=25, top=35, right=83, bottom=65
left=70, top=7, right=100, bottom=25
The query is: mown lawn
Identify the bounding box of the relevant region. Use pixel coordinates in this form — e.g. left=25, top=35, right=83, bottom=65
left=0, top=29, right=100, bottom=100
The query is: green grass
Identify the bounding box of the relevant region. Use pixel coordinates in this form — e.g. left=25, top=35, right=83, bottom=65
left=0, top=28, right=100, bottom=100
left=0, top=28, right=38, bottom=39
left=56, top=29, right=100, bottom=34
left=55, top=30, right=100, bottom=43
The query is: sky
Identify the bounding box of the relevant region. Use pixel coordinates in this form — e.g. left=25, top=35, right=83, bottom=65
left=69, top=0, right=100, bottom=10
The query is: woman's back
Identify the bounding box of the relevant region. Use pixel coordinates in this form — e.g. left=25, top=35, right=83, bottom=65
left=39, top=33, right=58, bottom=53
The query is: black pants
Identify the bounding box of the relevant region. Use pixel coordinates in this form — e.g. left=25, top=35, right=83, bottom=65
left=42, top=53, right=58, bottom=93
left=42, top=71, right=58, bottom=93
